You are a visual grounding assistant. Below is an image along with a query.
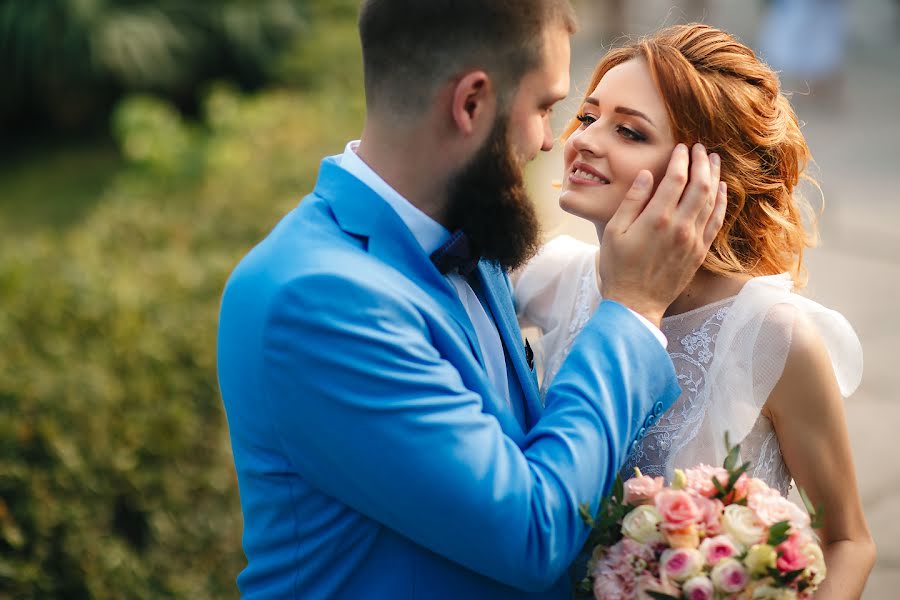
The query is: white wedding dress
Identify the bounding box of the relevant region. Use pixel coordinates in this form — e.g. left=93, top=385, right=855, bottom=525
left=514, top=236, right=863, bottom=494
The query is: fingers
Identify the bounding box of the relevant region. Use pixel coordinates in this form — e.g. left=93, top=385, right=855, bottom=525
left=702, top=181, right=728, bottom=247
left=694, top=153, right=720, bottom=229
left=675, top=143, right=713, bottom=219
left=606, top=169, right=654, bottom=232
left=645, top=144, right=690, bottom=215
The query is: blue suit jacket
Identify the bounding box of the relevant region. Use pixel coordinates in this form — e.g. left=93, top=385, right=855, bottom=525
left=217, top=157, right=680, bottom=598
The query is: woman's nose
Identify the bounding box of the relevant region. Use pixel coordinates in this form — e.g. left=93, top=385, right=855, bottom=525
left=571, top=124, right=605, bottom=157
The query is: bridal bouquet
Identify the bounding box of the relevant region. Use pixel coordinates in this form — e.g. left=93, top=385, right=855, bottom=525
left=579, top=439, right=825, bottom=600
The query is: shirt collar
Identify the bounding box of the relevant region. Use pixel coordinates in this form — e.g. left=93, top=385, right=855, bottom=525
left=338, top=140, right=450, bottom=255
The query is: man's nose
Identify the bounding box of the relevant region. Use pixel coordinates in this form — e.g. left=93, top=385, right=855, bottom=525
left=541, top=119, right=555, bottom=152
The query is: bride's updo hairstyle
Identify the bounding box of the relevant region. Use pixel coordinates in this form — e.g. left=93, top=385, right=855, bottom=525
left=564, top=24, right=817, bottom=286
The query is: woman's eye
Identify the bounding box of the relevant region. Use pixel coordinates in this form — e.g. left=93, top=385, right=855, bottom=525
left=576, top=113, right=596, bottom=127
left=617, top=125, right=647, bottom=142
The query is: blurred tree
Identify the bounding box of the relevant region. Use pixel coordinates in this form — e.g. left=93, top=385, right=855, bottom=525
left=0, top=0, right=360, bottom=134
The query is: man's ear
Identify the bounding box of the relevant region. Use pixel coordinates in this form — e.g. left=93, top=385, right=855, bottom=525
left=451, top=71, right=495, bottom=136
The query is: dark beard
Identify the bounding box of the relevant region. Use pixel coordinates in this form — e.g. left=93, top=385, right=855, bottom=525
left=444, top=115, right=541, bottom=272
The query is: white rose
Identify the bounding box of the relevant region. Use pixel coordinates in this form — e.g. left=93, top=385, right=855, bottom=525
left=722, top=504, right=766, bottom=548
left=710, top=558, right=749, bottom=593
left=751, top=585, right=799, bottom=600
left=622, top=505, right=665, bottom=544
left=660, top=547, right=704, bottom=582
left=802, top=542, right=827, bottom=586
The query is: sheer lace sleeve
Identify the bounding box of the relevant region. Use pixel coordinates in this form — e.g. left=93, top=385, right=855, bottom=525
left=668, top=273, right=864, bottom=471
left=513, top=235, right=599, bottom=332
left=513, top=236, right=601, bottom=393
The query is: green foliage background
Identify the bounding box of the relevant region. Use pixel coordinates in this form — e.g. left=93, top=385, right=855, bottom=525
left=0, top=2, right=364, bottom=597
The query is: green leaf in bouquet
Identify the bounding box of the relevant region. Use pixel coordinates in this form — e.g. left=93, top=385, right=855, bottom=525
left=767, top=521, right=792, bottom=547
left=713, top=475, right=728, bottom=497
left=577, top=577, right=593, bottom=597
left=612, top=474, right=625, bottom=505
left=579, top=502, right=596, bottom=528
left=646, top=592, right=681, bottom=600
left=782, top=568, right=807, bottom=584
left=798, top=487, right=825, bottom=529
left=727, top=461, right=751, bottom=488
left=724, top=440, right=741, bottom=472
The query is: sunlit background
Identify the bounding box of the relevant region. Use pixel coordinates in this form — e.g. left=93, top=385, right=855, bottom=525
left=1, top=0, right=897, bottom=597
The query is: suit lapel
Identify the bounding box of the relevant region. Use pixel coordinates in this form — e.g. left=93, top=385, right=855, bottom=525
left=313, top=157, right=528, bottom=439
left=475, top=262, right=543, bottom=431
left=313, top=156, right=489, bottom=370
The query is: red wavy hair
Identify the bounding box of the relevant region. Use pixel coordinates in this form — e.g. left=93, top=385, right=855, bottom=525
left=563, top=24, right=818, bottom=285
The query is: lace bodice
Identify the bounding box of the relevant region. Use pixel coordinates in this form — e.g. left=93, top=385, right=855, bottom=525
left=619, top=298, right=792, bottom=495
left=514, top=236, right=862, bottom=496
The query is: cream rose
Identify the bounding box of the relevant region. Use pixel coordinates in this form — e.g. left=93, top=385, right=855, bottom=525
left=722, top=504, right=766, bottom=548
left=802, top=542, right=827, bottom=586
left=743, top=543, right=777, bottom=575
left=622, top=505, right=665, bottom=544
left=750, top=585, right=799, bottom=600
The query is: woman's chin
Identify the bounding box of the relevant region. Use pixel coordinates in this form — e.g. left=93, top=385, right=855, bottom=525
left=558, top=192, right=610, bottom=226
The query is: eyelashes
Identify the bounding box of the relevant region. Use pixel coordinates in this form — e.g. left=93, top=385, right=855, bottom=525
left=575, top=114, right=648, bottom=142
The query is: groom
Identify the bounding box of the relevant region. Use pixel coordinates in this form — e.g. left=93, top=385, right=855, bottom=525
left=217, top=1, right=725, bottom=598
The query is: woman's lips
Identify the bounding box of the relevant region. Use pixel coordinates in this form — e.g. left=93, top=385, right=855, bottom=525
left=568, top=162, right=610, bottom=185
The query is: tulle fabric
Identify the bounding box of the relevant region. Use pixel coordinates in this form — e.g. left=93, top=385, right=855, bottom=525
left=513, top=235, right=863, bottom=490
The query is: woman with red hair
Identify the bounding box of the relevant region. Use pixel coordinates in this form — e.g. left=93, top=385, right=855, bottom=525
left=515, top=24, right=875, bottom=597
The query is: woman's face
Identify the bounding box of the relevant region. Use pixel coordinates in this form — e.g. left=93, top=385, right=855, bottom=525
left=559, top=58, right=676, bottom=226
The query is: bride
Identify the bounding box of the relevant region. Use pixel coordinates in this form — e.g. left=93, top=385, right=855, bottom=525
left=514, top=24, right=875, bottom=598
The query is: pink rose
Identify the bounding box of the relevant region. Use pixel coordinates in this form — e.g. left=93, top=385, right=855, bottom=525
left=655, top=490, right=701, bottom=530
left=684, top=465, right=729, bottom=498
left=776, top=533, right=810, bottom=573
left=624, top=474, right=665, bottom=506
left=710, top=558, right=750, bottom=593
left=694, top=496, right=724, bottom=537
left=699, top=535, right=739, bottom=566
left=660, top=547, right=704, bottom=582
left=682, top=575, right=715, bottom=600
left=749, top=492, right=811, bottom=531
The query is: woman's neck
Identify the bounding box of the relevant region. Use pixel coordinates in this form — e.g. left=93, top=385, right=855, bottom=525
left=663, top=269, right=751, bottom=319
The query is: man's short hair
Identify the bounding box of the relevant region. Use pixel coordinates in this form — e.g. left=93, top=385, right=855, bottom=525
left=358, top=0, right=576, bottom=117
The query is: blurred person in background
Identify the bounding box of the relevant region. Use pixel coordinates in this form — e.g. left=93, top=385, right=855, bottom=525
left=515, top=23, right=876, bottom=598
left=758, top=0, right=848, bottom=108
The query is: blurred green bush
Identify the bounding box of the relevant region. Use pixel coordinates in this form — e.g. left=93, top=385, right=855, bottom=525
left=0, top=0, right=359, bottom=132
left=0, top=7, right=363, bottom=598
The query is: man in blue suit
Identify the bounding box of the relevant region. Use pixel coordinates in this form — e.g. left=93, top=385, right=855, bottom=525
left=217, top=1, right=726, bottom=597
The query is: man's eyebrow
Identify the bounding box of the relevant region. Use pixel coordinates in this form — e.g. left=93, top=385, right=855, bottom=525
left=581, top=97, right=655, bottom=127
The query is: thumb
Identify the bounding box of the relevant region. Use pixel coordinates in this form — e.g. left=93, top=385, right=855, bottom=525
left=607, top=170, right=653, bottom=233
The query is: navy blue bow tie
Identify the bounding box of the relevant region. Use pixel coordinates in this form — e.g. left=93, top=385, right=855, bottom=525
left=430, top=229, right=480, bottom=276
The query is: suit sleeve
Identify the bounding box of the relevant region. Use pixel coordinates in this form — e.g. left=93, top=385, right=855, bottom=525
left=261, top=270, right=679, bottom=592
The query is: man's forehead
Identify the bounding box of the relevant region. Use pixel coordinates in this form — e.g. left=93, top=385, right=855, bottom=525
left=523, top=31, right=570, bottom=99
